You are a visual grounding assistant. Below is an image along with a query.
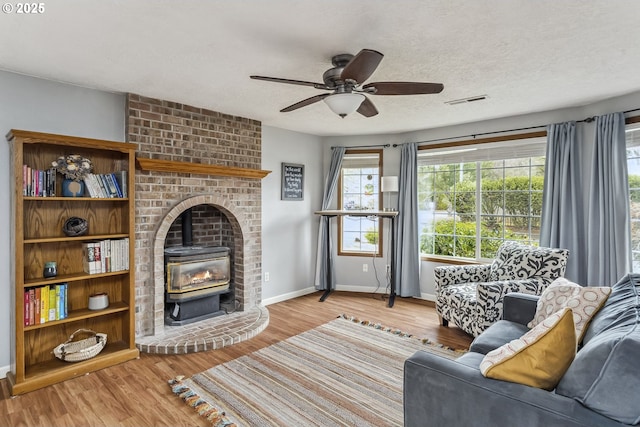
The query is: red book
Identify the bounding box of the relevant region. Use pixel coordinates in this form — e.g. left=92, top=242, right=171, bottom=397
left=29, top=289, right=36, bottom=326
left=24, top=290, right=30, bottom=326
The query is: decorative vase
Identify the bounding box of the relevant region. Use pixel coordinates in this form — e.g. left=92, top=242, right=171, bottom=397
left=61, top=179, right=85, bottom=197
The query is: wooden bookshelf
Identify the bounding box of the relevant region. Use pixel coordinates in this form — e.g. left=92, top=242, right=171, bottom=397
left=6, top=129, right=139, bottom=395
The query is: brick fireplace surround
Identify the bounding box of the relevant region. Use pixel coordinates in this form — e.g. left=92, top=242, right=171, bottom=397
left=127, top=94, right=270, bottom=354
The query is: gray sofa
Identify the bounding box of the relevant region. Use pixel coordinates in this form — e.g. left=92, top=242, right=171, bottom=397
left=404, top=273, right=640, bottom=427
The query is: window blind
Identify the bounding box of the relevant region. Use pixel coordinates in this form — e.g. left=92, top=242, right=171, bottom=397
left=418, top=137, right=547, bottom=165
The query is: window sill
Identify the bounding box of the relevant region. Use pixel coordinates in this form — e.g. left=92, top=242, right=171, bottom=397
left=420, top=255, right=486, bottom=266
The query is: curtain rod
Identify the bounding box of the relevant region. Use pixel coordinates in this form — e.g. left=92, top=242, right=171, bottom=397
left=330, top=143, right=391, bottom=149
left=396, top=107, right=640, bottom=147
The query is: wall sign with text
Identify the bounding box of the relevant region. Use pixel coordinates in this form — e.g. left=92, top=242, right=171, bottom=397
left=281, top=163, right=304, bottom=200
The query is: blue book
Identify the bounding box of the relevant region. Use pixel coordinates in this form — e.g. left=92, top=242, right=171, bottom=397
left=109, top=173, right=123, bottom=198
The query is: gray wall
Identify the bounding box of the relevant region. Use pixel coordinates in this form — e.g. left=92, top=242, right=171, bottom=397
left=0, top=70, right=126, bottom=376
left=261, top=125, right=324, bottom=303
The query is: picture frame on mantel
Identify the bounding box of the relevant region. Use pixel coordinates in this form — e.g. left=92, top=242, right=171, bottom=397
left=281, top=162, right=304, bottom=201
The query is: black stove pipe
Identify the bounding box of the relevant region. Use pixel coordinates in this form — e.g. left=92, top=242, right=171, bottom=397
left=181, top=208, right=193, bottom=247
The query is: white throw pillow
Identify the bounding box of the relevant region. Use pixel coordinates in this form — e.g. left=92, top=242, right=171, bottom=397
left=528, top=278, right=611, bottom=343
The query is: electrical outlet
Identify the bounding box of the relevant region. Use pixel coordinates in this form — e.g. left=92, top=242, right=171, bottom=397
left=264, top=272, right=270, bottom=282
left=362, top=263, right=368, bottom=272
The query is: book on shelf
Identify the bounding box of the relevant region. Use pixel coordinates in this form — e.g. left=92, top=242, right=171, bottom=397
left=40, top=285, right=48, bottom=324
left=22, top=165, right=56, bottom=197
left=82, top=241, right=97, bottom=274
left=34, top=286, right=41, bottom=325
left=114, top=170, right=127, bottom=198
left=24, top=290, right=30, bottom=326
left=83, top=172, right=127, bottom=198
left=104, top=173, right=118, bottom=198
left=48, top=284, right=56, bottom=321
left=25, top=283, right=68, bottom=326
left=82, top=239, right=129, bottom=274
left=93, top=243, right=102, bottom=273
left=108, top=173, right=123, bottom=198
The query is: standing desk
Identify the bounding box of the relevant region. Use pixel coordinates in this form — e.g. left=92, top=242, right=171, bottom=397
left=314, top=210, right=399, bottom=307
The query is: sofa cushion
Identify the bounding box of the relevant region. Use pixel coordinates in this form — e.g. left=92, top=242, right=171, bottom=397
left=528, top=278, right=611, bottom=343
left=582, top=272, right=640, bottom=345
left=469, top=319, right=530, bottom=355
left=489, top=241, right=568, bottom=282
left=556, top=273, right=640, bottom=425
left=479, top=307, right=576, bottom=390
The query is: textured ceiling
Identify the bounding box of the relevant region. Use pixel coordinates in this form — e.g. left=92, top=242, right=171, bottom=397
left=1, top=1, right=640, bottom=136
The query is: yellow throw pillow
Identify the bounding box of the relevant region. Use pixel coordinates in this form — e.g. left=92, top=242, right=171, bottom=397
left=528, top=278, right=611, bottom=343
left=480, top=307, right=576, bottom=390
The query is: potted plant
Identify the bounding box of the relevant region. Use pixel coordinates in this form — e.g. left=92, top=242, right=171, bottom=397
left=52, top=154, right=93, bottom=197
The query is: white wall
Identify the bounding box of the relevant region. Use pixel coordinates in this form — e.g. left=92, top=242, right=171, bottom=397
left=0, top=70, right=126, bottom=377
left=260, top=126, right=324, bottom=303
left=323, top=90, right=640, bottom=300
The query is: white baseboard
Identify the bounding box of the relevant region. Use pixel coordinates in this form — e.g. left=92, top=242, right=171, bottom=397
left=262, top=287, right=317, bottom=306
left=1, top=364, right=9, bottom=379
left=261, top=286, right=435, bottom=306
left=418, top=293, right=436, bottom=302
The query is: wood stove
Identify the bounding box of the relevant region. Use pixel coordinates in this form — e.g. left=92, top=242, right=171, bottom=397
left=164, top=209, right=232, bottom=326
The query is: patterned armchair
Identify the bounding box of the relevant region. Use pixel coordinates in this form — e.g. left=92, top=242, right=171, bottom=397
left=435, top=241, right=569, bottom=337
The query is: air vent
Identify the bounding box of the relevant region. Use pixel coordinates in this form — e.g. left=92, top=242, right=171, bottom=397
left=445, top=95, right=489, bottom=105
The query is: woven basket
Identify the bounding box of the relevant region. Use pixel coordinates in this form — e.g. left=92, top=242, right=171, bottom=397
left=53, top=329, right=107, bottom=362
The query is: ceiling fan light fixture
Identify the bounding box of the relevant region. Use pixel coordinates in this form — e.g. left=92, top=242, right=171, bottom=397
left=323, top=93, right=365, bottom=118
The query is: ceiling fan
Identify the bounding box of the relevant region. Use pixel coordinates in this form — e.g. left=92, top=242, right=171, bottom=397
left=250, top=49, right=444, bottom=118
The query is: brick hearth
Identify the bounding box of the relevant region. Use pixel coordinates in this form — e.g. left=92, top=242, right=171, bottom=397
left=135, top=305, right=269, bottom=354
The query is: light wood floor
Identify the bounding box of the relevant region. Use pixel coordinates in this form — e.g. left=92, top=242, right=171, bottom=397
left=0, top=291, right=472, bottom=427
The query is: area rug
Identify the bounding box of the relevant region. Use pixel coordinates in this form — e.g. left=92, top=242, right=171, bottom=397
left=168, top=314, right=464, bottom=427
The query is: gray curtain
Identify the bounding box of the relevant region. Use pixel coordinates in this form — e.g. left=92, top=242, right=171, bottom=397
left=394, top=142, right=421, bottom=297
left=540, top=121, right=586, bottom=283
left=314, top=146, right=345, bottom=290
left=586, top=112, right=632, bottom=286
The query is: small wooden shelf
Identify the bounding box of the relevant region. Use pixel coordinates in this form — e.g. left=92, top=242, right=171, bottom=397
left=24, top=196, right=129, bottom=202
left=24, top=302, right=129, bottom=331
left=7, top=343, right=139, bottom=396
left=25, top=233, right=129, bottom=244
left=24, top=270, right=129, bottom=288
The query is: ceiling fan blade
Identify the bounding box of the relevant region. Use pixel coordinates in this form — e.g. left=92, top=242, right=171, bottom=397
left=340, top=49, right=384, bottom=83
left=357, top=96, right=379, bottom=117
left=364, top=81, right=444, bottom=95
left=280, top=93, right=330, bottom=112
left=250, top=75, right=327, bottom=89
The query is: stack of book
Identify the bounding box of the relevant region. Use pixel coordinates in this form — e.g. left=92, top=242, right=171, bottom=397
left=82, top=238, right=130, bottom=274
left=84, top=171, right=127, bottom=198
left=23, top=283, right=68, bottom=326
left=22, top=165, right=56, bottom=197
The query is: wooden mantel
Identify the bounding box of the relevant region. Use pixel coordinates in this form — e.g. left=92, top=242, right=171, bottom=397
left=136, top=157, right=271, bottom=179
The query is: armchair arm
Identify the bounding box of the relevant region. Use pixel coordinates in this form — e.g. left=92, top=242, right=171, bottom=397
left=404, top=351, right=622, bottom=427
left=434, top=264, right=492, bottom=292
left=474, top=279, right=547, bottom=331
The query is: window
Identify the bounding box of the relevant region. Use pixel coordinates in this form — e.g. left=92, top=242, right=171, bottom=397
left=417, top=135, right=547, bottom=261
left=626, top=122, right=640, bottom=272
left=338, top=150, right=383, bottom=256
